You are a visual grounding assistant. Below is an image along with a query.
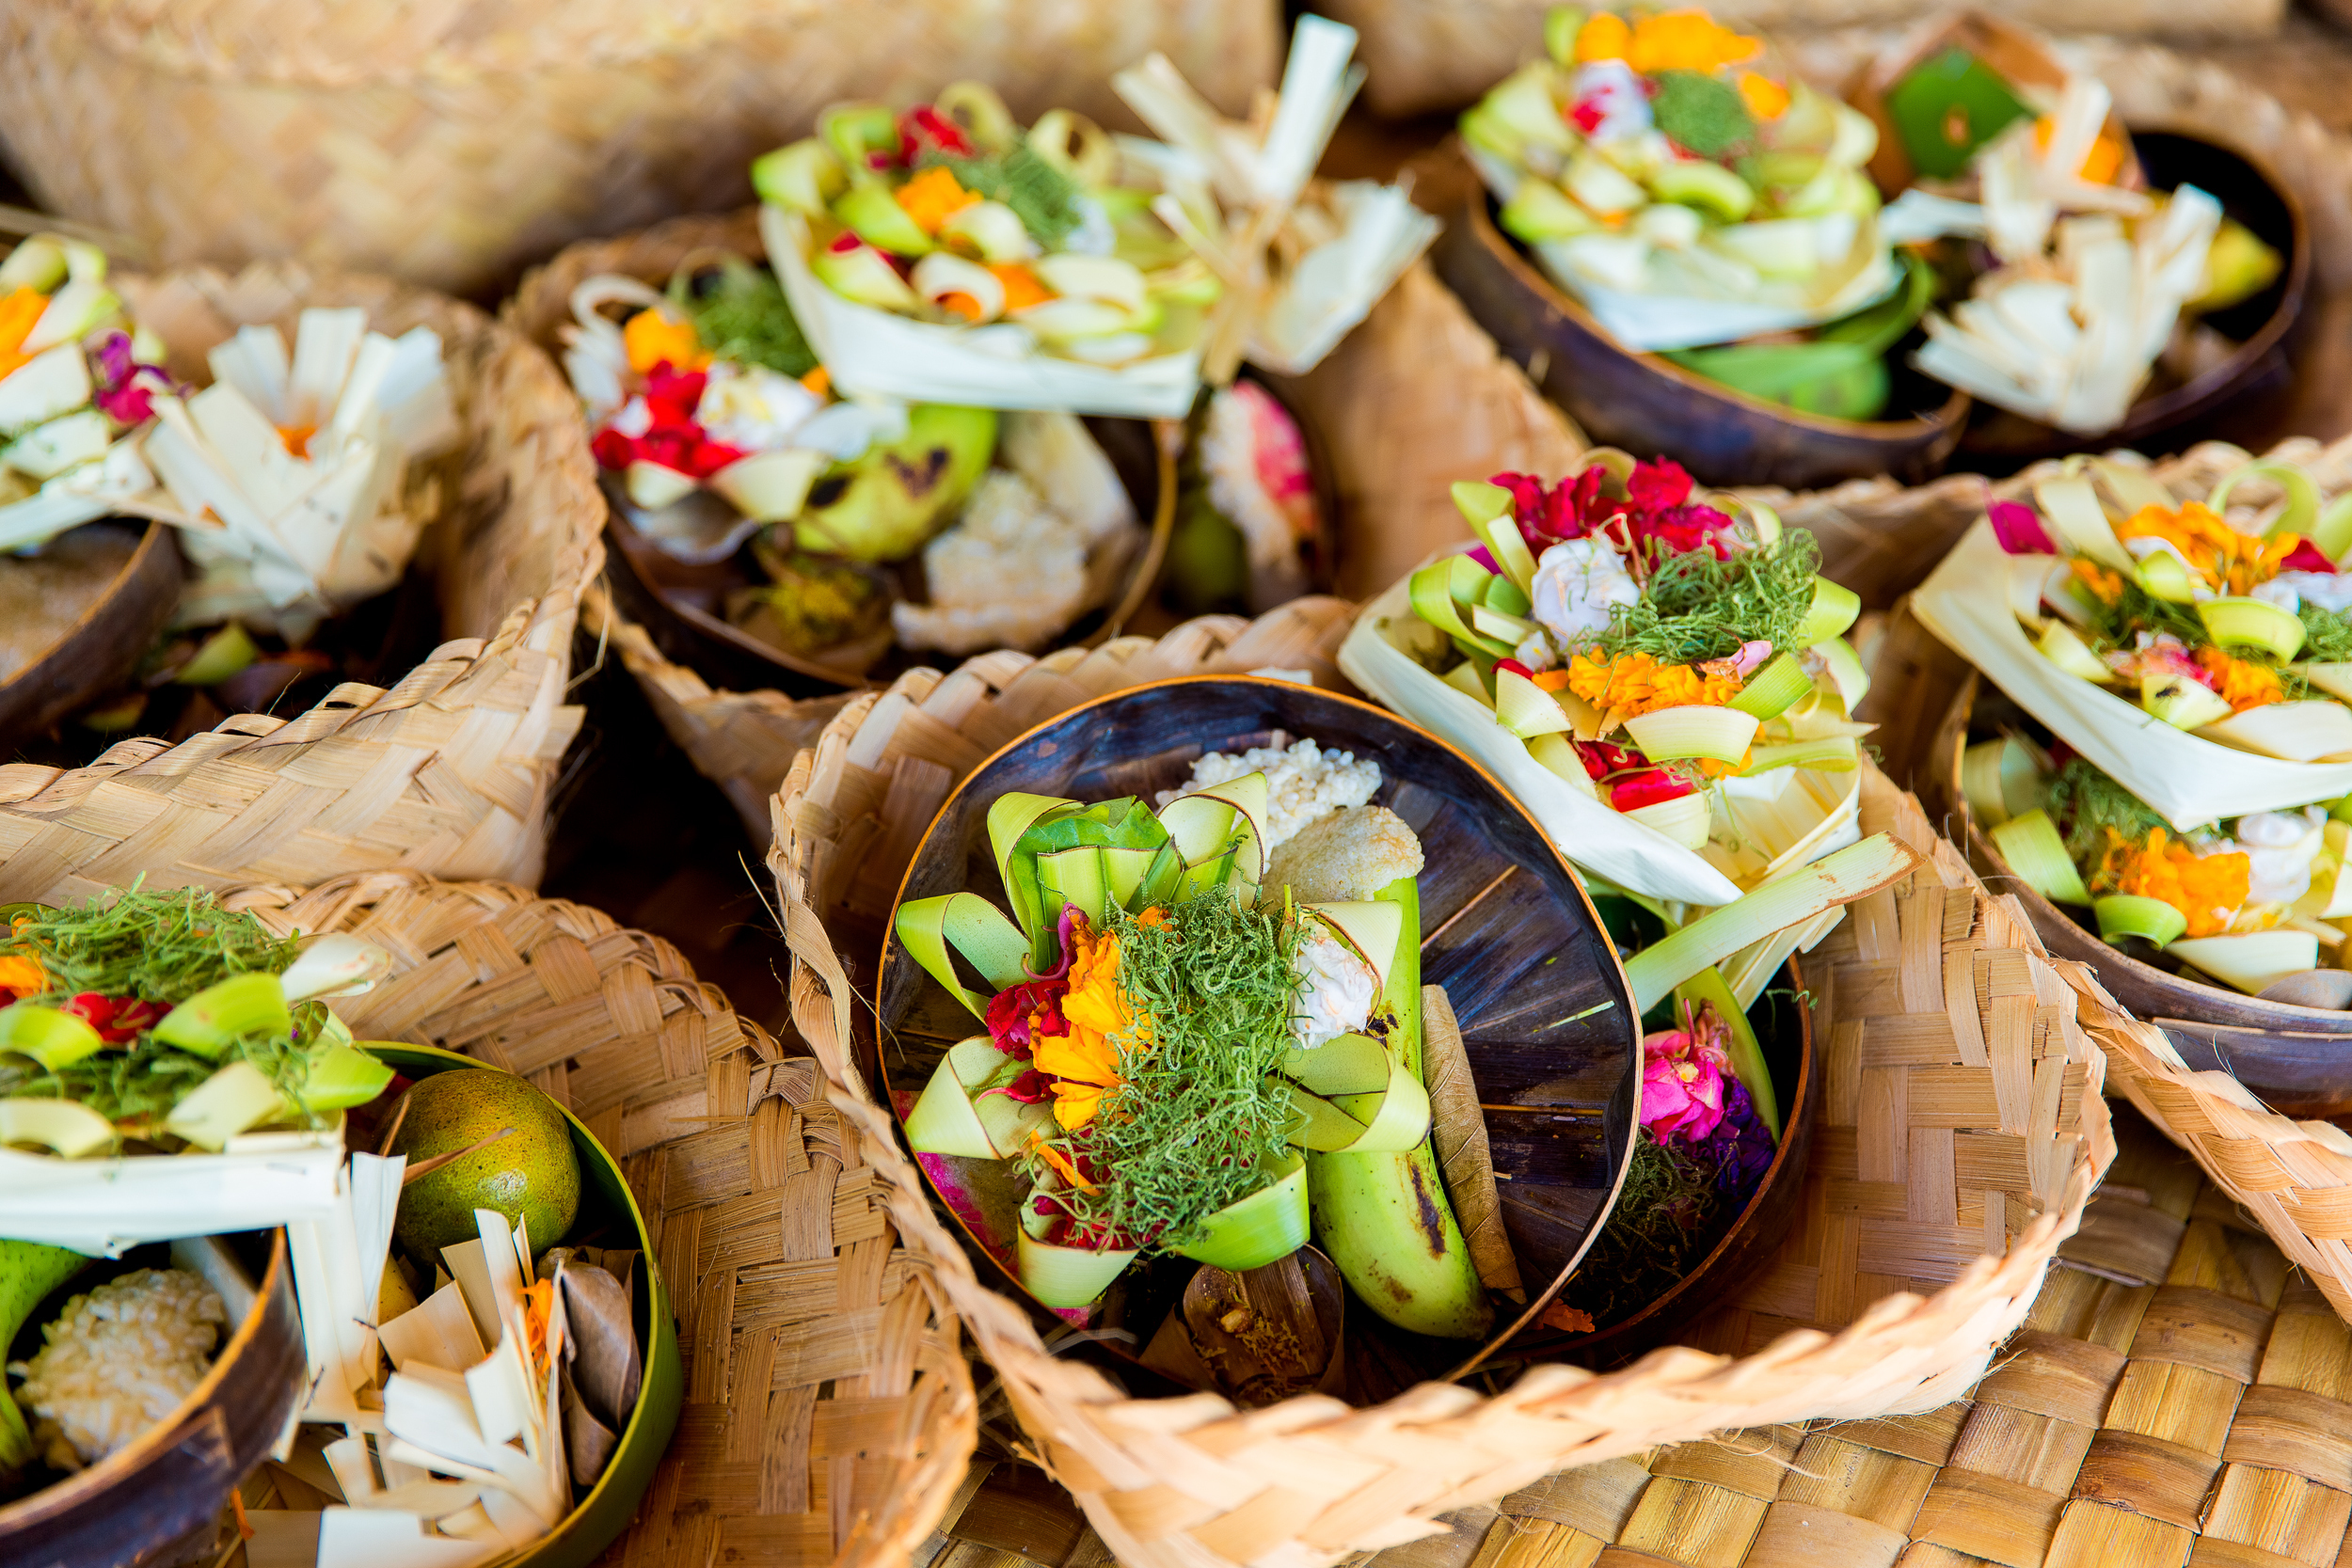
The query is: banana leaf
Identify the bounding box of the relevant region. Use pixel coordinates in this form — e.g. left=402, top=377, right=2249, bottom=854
left=1661, top=252, right=1937, bottom=419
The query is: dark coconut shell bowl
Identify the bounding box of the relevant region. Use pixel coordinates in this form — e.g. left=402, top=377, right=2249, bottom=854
left=1433, top=187, right=1971, bottom=492
left=0, top=1230, right=301, bottom=1567
left=871, top=675, right=1816, bottom=1393
left=1933, top=676, right=2352, bottom=1118
left=0, top=519, right=182, bottom=750
left=1956, top=130, right=2311, bottom=469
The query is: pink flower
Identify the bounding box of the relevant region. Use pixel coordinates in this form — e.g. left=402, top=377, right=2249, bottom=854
left=1640, top=1006, right=1734, bottom=1142
left=1988, top=499, right=2058, bottom=556
left=2280, top=537, right=2337, bottom=575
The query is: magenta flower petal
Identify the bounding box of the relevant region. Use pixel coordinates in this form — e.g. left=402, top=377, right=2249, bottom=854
left=1988, top=499, right=2058, bottom=556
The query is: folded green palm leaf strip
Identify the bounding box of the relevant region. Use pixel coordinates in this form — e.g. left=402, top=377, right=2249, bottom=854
left=893, top=773, right=1431, bottom=1307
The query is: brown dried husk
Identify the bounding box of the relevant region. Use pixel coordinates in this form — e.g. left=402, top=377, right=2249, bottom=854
left=766, top=624, right=2116, bottom=1568
left=218, top=870, right=976, bottom=1567
left=1420, top=982, right=1521, bottom=1297
left=0, top=0, right=1282, bottom=296
left=0, top=262, right=605, bottom=901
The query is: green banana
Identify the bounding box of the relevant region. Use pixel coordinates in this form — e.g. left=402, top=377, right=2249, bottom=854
left=0, top=1238, right=89, bottom=1474
left=1305, top=878, right=1493, bottom=1339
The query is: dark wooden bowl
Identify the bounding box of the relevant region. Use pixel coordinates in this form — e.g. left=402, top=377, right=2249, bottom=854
left=0, top=1230, right=302, bottom=1568
left=1933, top=675, right=2352, bottom=1117
left=1504, top=962, right=1818, bottom=1370
left=873, top=676, right=1642, bottom=1387
left=0, top=520, right=182, bottom=748
left=1956, top=131, right=2311, bottom=468
left=1432, top=192, right=1971, bottom=491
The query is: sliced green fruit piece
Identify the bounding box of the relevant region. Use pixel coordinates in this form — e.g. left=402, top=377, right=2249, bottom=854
left=152, top=972, right=291, bottom=1059
left=0, top=1003, right=104, bottom=1070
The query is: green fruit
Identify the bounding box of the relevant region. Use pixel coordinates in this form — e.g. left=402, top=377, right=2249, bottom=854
left=386, top=1069, right=580, bottom=1262
left=0, top=1240, right=89, bottom=1474
left=794, top=404, right=997, bottom=562
left=1303, top=879, right=1491, bottom=1339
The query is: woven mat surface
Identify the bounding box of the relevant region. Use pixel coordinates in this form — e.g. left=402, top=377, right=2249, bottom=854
left=906, top=1101, right=2352, bottom=1568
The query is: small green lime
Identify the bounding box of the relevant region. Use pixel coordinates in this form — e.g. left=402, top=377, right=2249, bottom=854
left=387, top=1069, right=580, bottom=1261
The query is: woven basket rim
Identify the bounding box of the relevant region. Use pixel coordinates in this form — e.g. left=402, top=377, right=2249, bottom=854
left=0, top=259, right=605, bottom=895
left=765, top=617, right=2119, bottom=1566
left=215, top=868, right=982, bottom=1567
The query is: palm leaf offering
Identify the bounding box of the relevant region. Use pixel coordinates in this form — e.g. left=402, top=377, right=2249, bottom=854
left=1913, top=452, right=2352, bottom=831
left=882, top=684, right=1916, bottom=1401
left=1461, top=6, right=2280, bottom=433
left=1343, top=452, right=1874, bottom=913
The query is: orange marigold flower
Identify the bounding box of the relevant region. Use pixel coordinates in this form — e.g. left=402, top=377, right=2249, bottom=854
left=0, top=953, right=44, bottom=999
left=623, top=309, right=707, bottom=374
left=991, top=263, right=1055, bottom=313
left=1565, top=649, right=1741, bottom=718
left=0, top=287, right=46, bottom=380
left=1031, top=925, right=1151, bottom=1131
left=1029, top=1135, right=1099, bottom=1193
left=1574, top=11, right=1631, bottom=61
left=2195, top=644, right=2283, bottom=712
left=2071, top=559, right=2125, bottom=604
left=2033, top=118, right=2125, bottom=185
left=1626, top=10, right=1761, bottom=74
left=895, top=166, right=980, bottom=235
left=2097, top=828, right=2249, bottom=938
left=1737, top=71, right=1790, bottom=119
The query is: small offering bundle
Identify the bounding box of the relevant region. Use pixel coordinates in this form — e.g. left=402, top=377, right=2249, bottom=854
left=560, top=256, right=1147, bottom=664
left=1860, top=16, right=2278, bottom=435
left=1913, top=452, right=2352, bottom=831
left=756, top=17, right=1431, bottom=416
left=1461, top=6, right=1911, bottom=405
left=146, top=306, right=458, bottom=641
left=894, top=738, right=1491, bottom=1339
left=1343, top=453, right=1873, bottom=914
left=1964, top=735, right=2348, bottom=1001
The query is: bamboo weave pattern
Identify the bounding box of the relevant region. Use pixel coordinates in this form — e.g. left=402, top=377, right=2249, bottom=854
left=1354, top=1107, right=2344, bottom=1568
left=766, top=614, right=2116, bottom=1568
left=0, top=0, right=1280, bottom=293
left=221, top=872, right=977, bottom=1568
left=0, top=263, right=604, bottom=899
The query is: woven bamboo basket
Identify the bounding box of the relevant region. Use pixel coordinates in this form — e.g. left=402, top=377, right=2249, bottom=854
left=1317, top=1100, right=2342, bottom=1568
left=921, top=1104, right=2352, bottom=1568
left=0, top=0, right=1280, bottom=297
left=213, top=870, right=976, bottom=1567
left=0, top=261, right=604, bottom=904
left=1318, top=1, right=2286, bottom=120
left=765, top=607, right=2120, bottom=1565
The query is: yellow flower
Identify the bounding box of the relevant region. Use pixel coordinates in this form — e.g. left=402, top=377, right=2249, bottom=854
left=1030, top=925, right=1152, bottom=1131
left=2115, top=500, right=2284, bottom=595
left=1565, top=649, right=1742, bottom=718
left=1626, top=10, right=1761, bottom=74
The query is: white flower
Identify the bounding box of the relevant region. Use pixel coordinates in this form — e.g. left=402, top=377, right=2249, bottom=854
left=1513, top=629, right=1556, bottom=673
left=1291, top=921, right=1377, bottom=1051
left=696, top=363, right=822, bottom=453
left=1531, top=536, right=1640, bottom=649
left=1571, top=61, right=1653, bottom=144
left=2254, top=571, right=2352, bottom=616
left=2235, top=807, right=2328, bottom=906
